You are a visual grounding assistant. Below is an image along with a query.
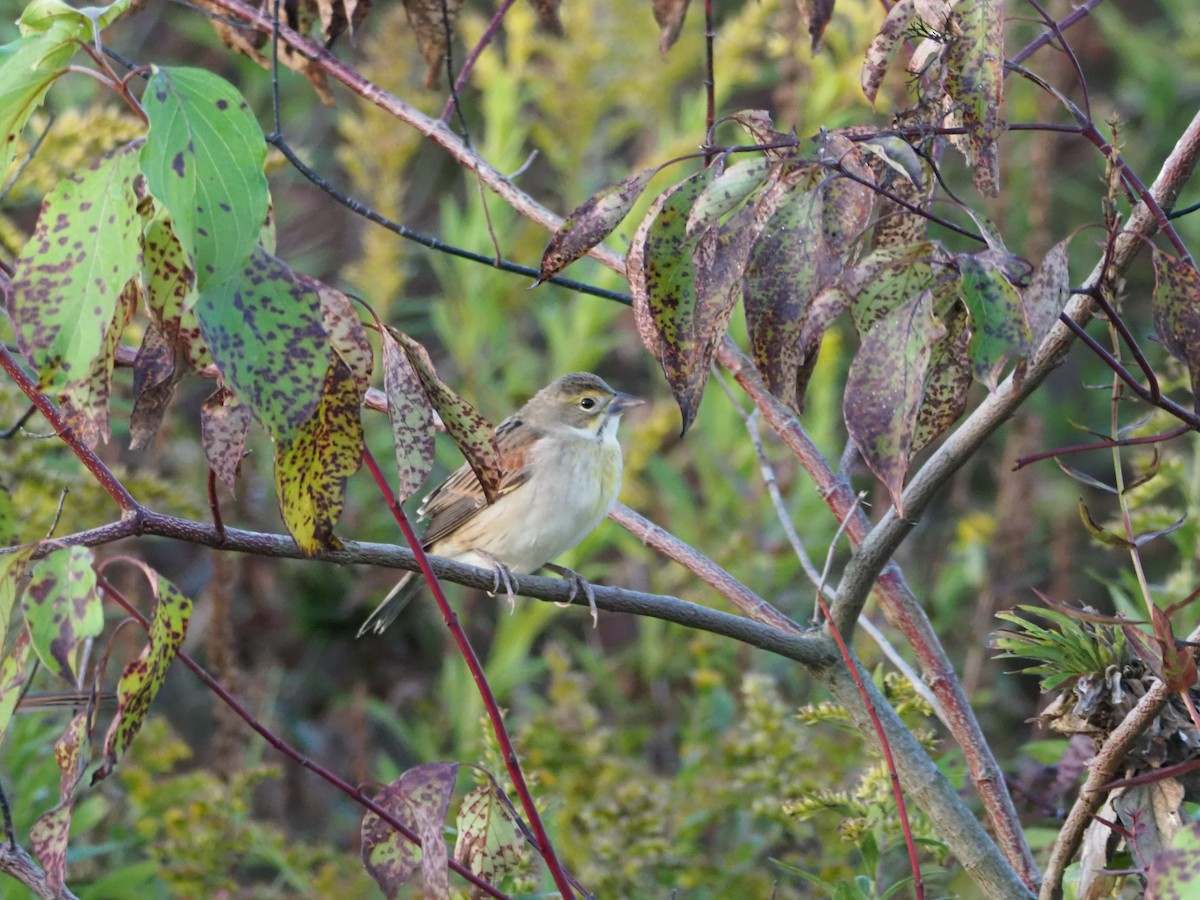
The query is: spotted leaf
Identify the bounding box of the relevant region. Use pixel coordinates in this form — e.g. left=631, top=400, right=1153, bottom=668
left=140, top=66, right=269, bottom=291
left=912, top=299, right=971, bottom=454
left=195, top=247, right=329, bottom=443
left=1024, top=239, right=1072, bottom=345
left=20, top=546, right=102, bottom=685
left=957, top=252, right=1032, bottom=390
left=1152, top=249, right=1200, bottom=412
left=0, top=629, right=32, bottom=747
left=275, top=355, right=364, bottom=555
left=142, top=212, right=210, bottom=370
left=861, top=0, right=914, bottom=106
left=9, top=143, right=141, bottom=389
left=31, top=802, right=72, bottom=896
left=652, top=0, right=691, bottom=53
left=362, top=761, right=458, bottom=899
left=454, top=780, right=527, bottom=883
left=848, top=243, right=941, bottom=334
left=944, top=0, right=1004, bottom=196
left=539, top=166, right=660, bottom=283
left=94, top=562, right=192, bottom=782
left=129, top=324, right=184, bottom=450
left=392, top=330, right=502, bottom=503
left=686, top=155, right=773, bottom=239
left=844, top=289, right=946, bottom=513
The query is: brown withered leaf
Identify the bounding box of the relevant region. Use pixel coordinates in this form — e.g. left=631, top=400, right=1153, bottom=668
left=539, top=166, right=660, bottom=284
left=405, top=0, right=467, bottom=89
left=797, top=0, right=836, bottom=53
left=130, top=325, right=184, bottom=451
left=316, top=0, right=372, bottom=44
left=652, top=0, right=691, bottom=53
left=526, top=0, right=564, bottom=35
left=1151, top=248, right=1200, bottom=412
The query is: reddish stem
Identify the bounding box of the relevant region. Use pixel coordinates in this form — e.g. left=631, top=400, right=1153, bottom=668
left=361, top=448, right=576, bottom=899
left=440, top=0, right=519, bottom=122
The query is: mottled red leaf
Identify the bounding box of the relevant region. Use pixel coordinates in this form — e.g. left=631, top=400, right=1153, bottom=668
left=652, top=0, right=691, bottom=53
left=392, top=330, right=503, bottom=503
left=1152, top=249, right=1200, bottom=412
left=844, top=289, right=946, bottom=513
left=201, top=387, right=253, bottom=495
left=362, top=762, right=459, bottom=899
left=0, top=628, right=32, bottom=746
left=31, top=803, right=72, bottom=896
left=454, top=780, right=528, bottom=882
left=539, top=166, right=660, bottom=284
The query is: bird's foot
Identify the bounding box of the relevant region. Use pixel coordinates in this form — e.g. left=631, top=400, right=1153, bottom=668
left=545, top=563, right=598, bottom=627
left=477, top=551, right=518, bottom=612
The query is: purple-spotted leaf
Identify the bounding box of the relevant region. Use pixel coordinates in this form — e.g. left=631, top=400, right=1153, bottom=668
left=743, top=185, right=828, bottom=410
left=8, top=143, right=141, bottom=389
left=728, top=109, right=796, bottom=157
left=0, top=24, right=79, bottom=175
left=944, top=0, right=1004, bottom=196
left=847, top=242, right=940, bottom=335
left=361, top=761, right=458, bottom=900
left=94, top=561, right=192, bottom=782
left=54, top=711, right=88, bottom=800
left=794, top=286, right=852, bottom=406
left=315, top=281, right=373, bottom=392
left=454, top=780, right=527, bottom=883
left=201, top=388, right=252, bottom=494
left=142, top=212, right=210, bottom=370
left=1151, top=249, right=1200, bottom=412
left=811, top=133, right=875, bottom=257
left=627, top=182, right=675, bottom=361
left=652, top=0, right=691, bottom=53
left=1024, top=239, right=1071, bottom=345
left=957, top=253, right=1032, bottom=390
left=21, top=546, right=101, bottom=685
left=911, top=301, right=971, bottom=454
left=1078, top=499, right=1135, bottom=550
left=58, top=279, right=138, bottom=447
left=0, top=546, right=34, bottom=650
left=630, top=168, right=716, bottom=432
left=538, top=166, right=660, bottom=284
left=799, top=0, right=836, bottom=52
left=862, top=0, right=914, bottom=106
left=845, top=289, right=946, bottom=513
left=380, top=328, right=435, bottom=502
left=0, top=629, right=32, bottom=746
left=1146, top=821, right=1200, bottom=899
left=869, top=164, right=932, bottom=250
left=130, top=324, right=184, bottom=450
left=391, top=331, right=503, bottom=503
left=195, top=247, right=329, bottom=443
left=686, top=155, right=773, bottom=239
left=274, top=355, right=364, bottom=555
left=140, top=66, right=269, bottom=291
left=31, top=802, right=72, bottom=896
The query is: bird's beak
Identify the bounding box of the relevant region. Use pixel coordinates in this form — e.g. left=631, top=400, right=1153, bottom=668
left=608, top=392, right=645, bottom=415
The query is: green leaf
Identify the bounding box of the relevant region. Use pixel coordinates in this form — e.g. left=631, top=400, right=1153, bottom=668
left=1151, top=249, right=1200, bottom=412
left=685, top=155, right=773, bottom=238
left=844, top=289, right=946, bottom=513
left=0, top=546, right=34, bottom=648
left=195, top=247, right=329, bottom=443
left=21, top=546, right=103, bottom=684
left=200, top=388, right=252, bottom=495
left=60, top=281, right=138, bottom=447
left=454, top=780, right=527, bottom=883
left=847, top=243, right=940, bottom=335
left=9, top=143, right=141, bottom=389
left=19, top=0, right=134, bottom=36
left=944, top=0, right=1004, bottom=196
left=94, top=563, right=192, bottom=782
left=1077, top=499, right=1134, bottom=550
left=274, top=355, right=364, bottom=555
left=957, top=253, right=1032, bottom=390
left=392, top=330, right=503, bottom=503
left=361, top=762, right=458, bottom=899
left=0, top=25, right=77, bottom=176
left=538, top=165, right=660, bottom=283
left=140, top=66, right=269, bottom=291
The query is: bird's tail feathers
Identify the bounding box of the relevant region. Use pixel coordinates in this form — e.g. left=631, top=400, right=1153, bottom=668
left=357, top=572, right=421, bottom=637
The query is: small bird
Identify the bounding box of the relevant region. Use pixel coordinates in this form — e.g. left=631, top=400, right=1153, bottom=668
left=358, top=372, right=643, bottom=636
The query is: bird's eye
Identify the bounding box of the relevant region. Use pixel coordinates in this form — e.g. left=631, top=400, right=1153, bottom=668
left=579, top=396, right=596, bottom=410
